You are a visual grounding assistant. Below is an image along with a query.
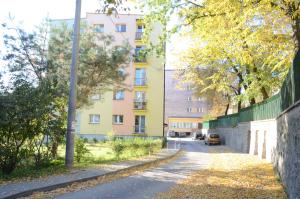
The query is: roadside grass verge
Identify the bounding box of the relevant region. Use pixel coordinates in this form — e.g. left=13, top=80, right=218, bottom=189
left=0, top=137, right=163, bottom=184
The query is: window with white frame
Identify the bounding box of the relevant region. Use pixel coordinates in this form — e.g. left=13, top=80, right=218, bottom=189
left=94, top=24, right=104, bottom=33
left=197, top=107, right=202, bottom=113
left=115, top=24, right=126, bottom=32
left=187, top=96, right=192, bottom=101
left=89, top=114, right=100, bottom=124
left=187, top=107, right=192, bottom=112
left=113, top=115, right=124, bottom=124
left=113, top=90, right=124, bottom=100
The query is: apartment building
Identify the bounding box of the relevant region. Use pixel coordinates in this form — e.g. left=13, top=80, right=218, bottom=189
left=52, top=13, right=164, bottom=139
left=165, top=69, right=208, bottom=136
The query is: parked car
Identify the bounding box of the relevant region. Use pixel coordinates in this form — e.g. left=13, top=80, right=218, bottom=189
left=178, top=132, right=186, bottom=138
left=168, top=130, right=176, bottom=137
left=204, top=133, right=221, bottom=145
left=193, top=132, right=205, bottom=140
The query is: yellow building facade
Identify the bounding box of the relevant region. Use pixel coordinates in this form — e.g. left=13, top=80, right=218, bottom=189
left=76, top=13, right=164, bottom=138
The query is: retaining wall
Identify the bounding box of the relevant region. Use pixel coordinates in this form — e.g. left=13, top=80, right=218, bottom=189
left=202, top=103, right=300, bottom=198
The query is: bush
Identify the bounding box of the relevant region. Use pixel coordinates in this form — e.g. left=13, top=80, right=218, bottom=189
left=162, top=137, right=167, bottom=148
left=93, top=138, right=98, bottom=143
left=75, top=137, right=90, bottom=163
left=83, top=138, right=89, bottom=143
left=112, top=139, right=126, bottom=159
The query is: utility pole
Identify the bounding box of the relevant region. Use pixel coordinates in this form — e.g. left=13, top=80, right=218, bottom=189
left=65, top=0, right=81, bottom=168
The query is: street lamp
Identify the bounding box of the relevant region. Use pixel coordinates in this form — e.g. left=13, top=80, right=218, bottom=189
left=65, top=0, right=81, bottom=168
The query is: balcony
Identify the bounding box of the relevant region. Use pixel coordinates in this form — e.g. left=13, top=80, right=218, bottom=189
left=134, top=100, right=147, bottom=110
left=134, top=48, right=147, bottom=63
left=134, top=54, right=147, bottom=63
left=134, top=77, right=147, bottom=86
left=135, top=32, right=143, bottom=40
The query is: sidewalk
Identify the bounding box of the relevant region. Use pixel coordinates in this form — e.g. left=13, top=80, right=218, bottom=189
left=0, top=149, right=179, bottom=199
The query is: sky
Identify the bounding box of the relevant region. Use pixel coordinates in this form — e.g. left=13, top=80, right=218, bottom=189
left=0, top=0, right=188, bottom=70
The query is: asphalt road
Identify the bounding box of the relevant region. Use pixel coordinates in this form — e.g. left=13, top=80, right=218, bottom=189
left=56, top=138, right=212, bottom=199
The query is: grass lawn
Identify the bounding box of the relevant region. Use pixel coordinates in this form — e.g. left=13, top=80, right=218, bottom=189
left=0, top=139, right=161, bottom=184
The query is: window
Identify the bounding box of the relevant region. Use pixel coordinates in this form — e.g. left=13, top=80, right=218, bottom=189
left=187, top=96, right=192, bottom=101
left=135, top=91, right=146, bottom=101
left=135, top=68, right=146, bottom=86
left=134, top=91, right=146, bottom=109
left=135, top=115, right=146, bottom=133
left=91, top=94, right=101, bottom=101
left=187, top=107, right=192, bottom=112
left=113, top=90, right=124, bottom=100
left=198, top=97, right=202, bottom=101
left=197, top=107, right=202, bottom=113
left=116, top=24, right=126, bottom=32
left=113, top=115, right=124, bottom=124
left=134, top=46, right=146, bottom=62
left=136, top=25, right=144, bottom=40
left=94, top=24, right=104, bottom=33
left=136, top=24, right=144, bottom=33
left=193, top=123, right=198, bottom=128
left=89, top=114, right=100, bottom=124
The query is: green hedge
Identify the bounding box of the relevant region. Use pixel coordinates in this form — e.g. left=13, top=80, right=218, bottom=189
left=203, top=52, right=300, bottom=129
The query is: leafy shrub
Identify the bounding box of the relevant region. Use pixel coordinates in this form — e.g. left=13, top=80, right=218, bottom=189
left=93, top=138, right=98, bottom=143
left=75, top=137, right=90, bottom=163
left=112, top=139, right=126, bottom=159
left=0, top=82, right=66, bottom=174
left=162, top=137, right=167, bottom=148
left=83, top=138, right=89, bottom=143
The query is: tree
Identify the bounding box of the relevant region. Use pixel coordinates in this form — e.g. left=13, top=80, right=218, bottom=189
left=48, top=22, right=131, bottom=107
left=0, top=19, right=130, bottom=173
left=175, top=67, right=233, bottom=117
left=0, top=80, right=66, bottom=173
left=141, top=0, right=295, bottom=112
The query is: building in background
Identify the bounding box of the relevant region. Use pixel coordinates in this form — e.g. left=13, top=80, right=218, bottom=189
left=164, top=69, right=209, bottom=136
left=53, top=13, right=164, bottom=139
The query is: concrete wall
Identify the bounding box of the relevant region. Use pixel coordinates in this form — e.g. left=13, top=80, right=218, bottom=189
left=273, top=103, right=300, bottom=199
left=202, top=102, right=300, bottom=198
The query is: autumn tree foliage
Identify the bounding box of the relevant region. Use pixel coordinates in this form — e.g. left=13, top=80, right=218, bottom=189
left=142, top=0, right=297, bottom=115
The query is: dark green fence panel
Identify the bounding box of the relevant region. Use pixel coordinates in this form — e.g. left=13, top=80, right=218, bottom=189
left=204, top=52, right=300, bottom=129
left=202, top=121, right=210, bottom=129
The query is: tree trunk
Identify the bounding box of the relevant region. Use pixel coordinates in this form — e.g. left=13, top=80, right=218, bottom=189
left=250, top=98, right=256, bottom=105
left=224, top=103, right=230, bottom=115
left=293, top=18, right=300, bottom=52
left=260, top=87, right=269, bottom=100
left=237, top=101, right=242, bottom=112
left=51, top=142, right=58, bottom=158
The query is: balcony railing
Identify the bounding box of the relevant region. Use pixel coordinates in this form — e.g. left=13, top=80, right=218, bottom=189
left=134, top=101, right=147, bottom=110
left=135, top=32, right=143, bottom=40
left=134, top=125, right=146, bottom=134
left=134, top=77, right=147, bottom=86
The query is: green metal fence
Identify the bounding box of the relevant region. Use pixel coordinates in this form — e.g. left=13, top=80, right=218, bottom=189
left=203, top=52, right=300, bottom=129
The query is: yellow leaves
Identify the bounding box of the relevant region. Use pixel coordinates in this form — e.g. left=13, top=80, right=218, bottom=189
left=155, top=147, right=287, bottom=199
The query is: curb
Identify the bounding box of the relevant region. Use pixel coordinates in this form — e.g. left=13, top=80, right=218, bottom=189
left=3, top=149, right=182, bottom=199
